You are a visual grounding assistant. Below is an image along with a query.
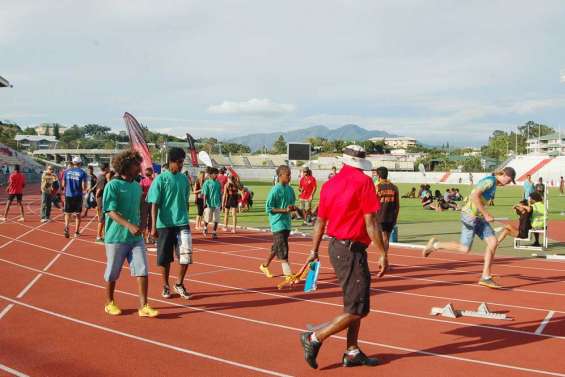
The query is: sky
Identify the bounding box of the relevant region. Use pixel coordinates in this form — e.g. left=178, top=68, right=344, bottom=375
left=1, top=0, right=565, bottom=146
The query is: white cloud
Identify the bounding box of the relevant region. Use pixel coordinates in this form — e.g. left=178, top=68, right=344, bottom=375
left=207, top=99, right=295, bottom=116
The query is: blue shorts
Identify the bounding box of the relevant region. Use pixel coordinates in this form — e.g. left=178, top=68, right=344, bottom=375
left=459, top=213, right=495, bottom=249
left=104, top=240, right=148, bottom=282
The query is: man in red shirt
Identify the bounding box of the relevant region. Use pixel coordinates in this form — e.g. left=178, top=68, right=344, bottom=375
left=298, top=167, right=317, bottom=225
left=1, top=164, right=26, bottom=222
left=299, top=145, right=387, bottom=369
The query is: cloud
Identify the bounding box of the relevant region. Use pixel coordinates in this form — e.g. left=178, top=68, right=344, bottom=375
left=207, top=99, right=295, bottom=116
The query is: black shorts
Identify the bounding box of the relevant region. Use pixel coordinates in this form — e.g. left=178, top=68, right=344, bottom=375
left=64, top=196, right=83, bottom=214
left=379, top=222, right=395, bottom=233
left=271, top=230, right=290, bottom=260
left=328, top=238, right=371, bottom=316
left=196, top=198, right=205, bottom=216
left=8, top=194, right=22, bottom=203
left=225, top=195, right=238, bottom=209
left=156, top=225, right=190, bottom=267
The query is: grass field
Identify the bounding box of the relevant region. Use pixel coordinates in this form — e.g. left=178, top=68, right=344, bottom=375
left=190, top=180, right=565, bottom=256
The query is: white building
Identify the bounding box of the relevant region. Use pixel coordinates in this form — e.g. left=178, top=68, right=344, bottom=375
left=34, top=123, right=68, bottom=136
left=527, top=132, right=565, bottom=156
left=369, top=136, right=417, bottom=149
left=15, top=135, right=58, bottom=150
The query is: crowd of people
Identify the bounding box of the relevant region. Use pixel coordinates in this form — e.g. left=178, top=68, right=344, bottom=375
left=0, top=144, right=561, bottom=369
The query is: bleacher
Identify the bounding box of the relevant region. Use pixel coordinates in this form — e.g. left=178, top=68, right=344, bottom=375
left=246, top=155, right=275, bottom=167
left=503, top=155, right=564, bottom=185
left=229, top=155, right=251, bottom=167
left=210, top=154, right=233, bottom=166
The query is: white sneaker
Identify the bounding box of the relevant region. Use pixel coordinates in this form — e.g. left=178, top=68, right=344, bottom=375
left=17, top=217, right=24, bottom=222
left=0, top=216, right=6, bottom=222
left=40, top=219, right=48, bottom=223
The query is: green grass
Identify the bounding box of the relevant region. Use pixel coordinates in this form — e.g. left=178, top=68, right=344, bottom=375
left=190, top=180, right=565, bottom=256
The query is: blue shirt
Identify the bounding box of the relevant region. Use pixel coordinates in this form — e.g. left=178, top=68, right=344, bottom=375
left=523, top=181, right=534, bottom=200
left=64, top=167, right=86, bottom=197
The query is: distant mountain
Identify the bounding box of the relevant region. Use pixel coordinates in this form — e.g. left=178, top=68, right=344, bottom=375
left=225, top=124, right=396, bottom=151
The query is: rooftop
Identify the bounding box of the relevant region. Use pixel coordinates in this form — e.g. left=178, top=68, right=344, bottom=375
left=15, top=135, right=58, bottom=142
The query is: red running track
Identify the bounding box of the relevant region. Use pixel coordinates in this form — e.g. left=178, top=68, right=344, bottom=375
left=1, top=189, right=565, bottom=377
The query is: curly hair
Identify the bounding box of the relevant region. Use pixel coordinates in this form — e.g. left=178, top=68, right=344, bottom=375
left=112, top=150, right=143, bottom=176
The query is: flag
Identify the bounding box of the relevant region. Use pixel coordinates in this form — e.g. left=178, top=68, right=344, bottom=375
left=186, top=133, right=199, bottom=167
left=123, top=112, right=153, bottom=173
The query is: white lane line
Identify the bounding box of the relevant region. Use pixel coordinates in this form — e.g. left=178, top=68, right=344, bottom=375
left=196, top=244, right=565, bottom=298
left=0, top=303, right=15, bottom=320
left=2, top=276, right=565, bottom=377
left=216, top=231, right=565, bottom=273
left=2, top=254, right=565, bottom=343
left=535, top=311, right=556, bottom=335
left=0, top=295, right=292, bottom=377
left=0, top=218, right=93, bottom=319
left=0, top=213, right=63, bottom=249
left=15, top=274, right=43, bottom=298
left=0, top=363, right=29, bottom=377
left=3, top=230, right=565, bottom=318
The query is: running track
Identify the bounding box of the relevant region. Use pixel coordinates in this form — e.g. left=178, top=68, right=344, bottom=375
left=1, top=188, right=565, bottom=376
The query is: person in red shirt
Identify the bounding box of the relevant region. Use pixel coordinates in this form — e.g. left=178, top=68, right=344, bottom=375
left=140, top=166, right=155, bottom=244
left=298, top=167, right=317, bottom=225
left=1, top=164, right=26, bottom=222
left=299, top=145, right=387, bottom=369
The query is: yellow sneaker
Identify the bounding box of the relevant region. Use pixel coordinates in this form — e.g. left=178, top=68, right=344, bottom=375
left=259, top=264, right=273, bottom=278
left=104, top=301, right=122, bottom=316
left=138, top=304, right=159, bottom=318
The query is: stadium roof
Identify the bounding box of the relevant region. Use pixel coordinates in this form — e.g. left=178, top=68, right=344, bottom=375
left=0, top=76, right=11, bottom=88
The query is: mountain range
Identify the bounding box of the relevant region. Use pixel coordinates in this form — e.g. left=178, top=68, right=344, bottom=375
left=225, top=124, right=396, bottom=151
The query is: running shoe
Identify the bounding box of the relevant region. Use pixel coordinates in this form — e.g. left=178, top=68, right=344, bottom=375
left=104, top=301, right=122, bottom=316
left=212, top=232, right=218, bottom=239
left=342, top=350, right=380, bottom=367
left=64, top=227, right=70, bottom=238
left=162, top=285, right=172, bottom=298
left=0, top=216, right=6, bottom=222
left=300, top=332, right=321, bottom=369
left=40, top=219, right=48, bottom=223
left=174, top=283, right=192, bottom=299
left=423, top=237, right=437, bottom=257
left=259, top=264, right=273, bottom=278
left=478, top=276, right=503, bottom=289
left=17, top=217, right=24, bottom=222
left=202, top=227, right=208, bottom=237
left=74, top=232, right=80, bottom=238
left=138, top=304, right=159, bottom=318
left=95, top=237, right=104, bottom=244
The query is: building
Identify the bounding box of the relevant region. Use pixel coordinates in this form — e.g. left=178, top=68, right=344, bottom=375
left=15, top=135, right=58, bottom=151
left=34, top=123, right=68, bottom=136
left=526, top=132, right=565, bottom=156
left=369, top=136, right=417, bottom=149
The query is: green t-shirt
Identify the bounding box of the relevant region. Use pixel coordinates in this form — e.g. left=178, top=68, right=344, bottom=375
left=103, top=178, right=142, bottom=244
left=265, top=183, right=296, bottom=232
left=202, top=179, right=221, bottom=208
left=146, top=171, right=189, bottom=229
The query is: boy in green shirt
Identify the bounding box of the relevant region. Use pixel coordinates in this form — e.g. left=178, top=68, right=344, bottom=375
left=201, top=167, right=222, bottom=239
left=147, top=148, right=192, bottom=300
left=103, top=150, right=158, bottom=318
left=260, top=165, right=296, bottom=278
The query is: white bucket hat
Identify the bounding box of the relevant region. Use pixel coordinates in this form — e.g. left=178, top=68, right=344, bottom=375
left=338, top=145, right=373, bottom=171
left=72, top=156, right=82, bottom=164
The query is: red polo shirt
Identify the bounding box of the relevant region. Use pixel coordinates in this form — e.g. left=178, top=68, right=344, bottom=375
left=7, top=172, right=25, bottom=195
left=299, top=175, right=317, bottom=200
left=217, top=174, right=228, bottom=193
left=317, top=165, right=380, bottom=246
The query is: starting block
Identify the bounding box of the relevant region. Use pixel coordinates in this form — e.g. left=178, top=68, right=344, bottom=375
left=430, top=302, right=511, bottom=321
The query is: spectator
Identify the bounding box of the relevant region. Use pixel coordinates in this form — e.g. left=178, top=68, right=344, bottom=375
left=496, top=199, right=532, bottom=245
left=83, top=165, right=97, bottom=218
left=560, top=176, right=564, bottom=196
left=62, top=157, right=87, bottom=238
left=421, top=190, right=434, bottom=210
left=523, top=175, right=534, bottom=201
left=193, top=171, right=206, bottom=230
left=140, top=166, right=155, bottom=244
left=401, top=187, right=416, bottom=199
left=327, top=166, right=337, bottom=180
left=94, top=163, right=110, bottom=243
left=375, top=167, right=399, bottom=254
left=535, top=177, right=545, bottom=198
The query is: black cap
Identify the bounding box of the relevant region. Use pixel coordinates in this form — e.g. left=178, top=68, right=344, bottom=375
left=502, top=167, right=516, bottom=184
